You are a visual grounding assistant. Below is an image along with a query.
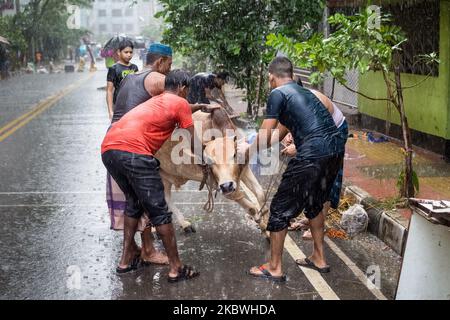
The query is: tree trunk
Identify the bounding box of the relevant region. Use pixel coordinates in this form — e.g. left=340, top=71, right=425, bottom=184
left=246, top=67, right=252, bottom=116
left=15, top=0, right=21, bottom=14
left=394, top=66, right=415, bottom=198
left=254, top=59, right=264, bottom=117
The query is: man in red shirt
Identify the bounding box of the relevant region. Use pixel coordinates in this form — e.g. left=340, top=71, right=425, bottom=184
left=101, top=70, right=201, bottom=282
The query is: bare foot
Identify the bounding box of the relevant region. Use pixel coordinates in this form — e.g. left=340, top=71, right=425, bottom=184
left=289, top=218, right=310, bottom=231
left=248, top=263, right=283, bottom=278
left=307, top=255, right=329, bottom=269
left=302, top=230, right=313, bottom=240
left=142, top=250, right=169, bottom=265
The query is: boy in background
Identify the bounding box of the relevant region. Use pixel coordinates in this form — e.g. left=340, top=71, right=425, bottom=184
left=106, top=39, right=139, bottom=120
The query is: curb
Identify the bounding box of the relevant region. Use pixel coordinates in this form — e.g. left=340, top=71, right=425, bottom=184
left=343, top=184, right=408, bottom=256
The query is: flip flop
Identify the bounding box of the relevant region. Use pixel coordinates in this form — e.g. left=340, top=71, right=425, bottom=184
left=168, top=265, right=200, bottom=283
left=247, top=265, right=287, bottom=283
left=116, top=256, right=142, bottom=275
left=295, top=258, right=330, bottom=274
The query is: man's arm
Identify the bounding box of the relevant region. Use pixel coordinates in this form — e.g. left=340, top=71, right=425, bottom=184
left=204, top=88, right=219, bottom=102
left=254, top=119, right=287, bottom=155
left=144, top=72, right=165, bottom=97
left=216, top=87, right=231, bottom=107
left=106, top=81, right=114, bottom=120
left=310, top=89, right=334, bottom=114
left=189, top=103, right=221, bottom=113
left=270, top=123, right=290, bottom=147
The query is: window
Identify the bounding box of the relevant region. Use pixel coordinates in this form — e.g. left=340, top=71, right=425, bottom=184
left=112, top=9, right=122, bottom=17
left=112, top=24, right=123, bottom=32
left=125, top=24, right=134, bottom=32
left=98, top=9, right=106, bottom=17
left=124, top=7, right=133, bottom=16
left=99, top=24, right=107, bottom=32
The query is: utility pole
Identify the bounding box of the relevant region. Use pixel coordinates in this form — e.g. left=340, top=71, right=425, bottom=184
left=15, top=0, right=20, bottom=14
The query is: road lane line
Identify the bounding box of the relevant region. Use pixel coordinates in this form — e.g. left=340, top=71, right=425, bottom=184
left=284, top=235, right=340, bottom=300
left=324, top=237, right=388, bottom=300
left=0, top=74, right=94, bottom=142
left=242, top=185, right=340, bottom=300
left=0, top=98, right=54, bottom=135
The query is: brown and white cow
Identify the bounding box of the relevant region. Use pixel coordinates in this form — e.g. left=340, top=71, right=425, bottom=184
left=155, top=108, right=268, bottom=233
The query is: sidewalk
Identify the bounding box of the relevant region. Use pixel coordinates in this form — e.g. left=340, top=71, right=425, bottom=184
left=344, top=130, right=450, bottom=220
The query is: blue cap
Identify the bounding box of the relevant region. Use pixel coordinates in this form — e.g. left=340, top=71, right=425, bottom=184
left=147, top=43, right=173, bottom=56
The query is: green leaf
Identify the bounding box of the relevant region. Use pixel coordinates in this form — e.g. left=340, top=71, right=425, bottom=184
left=412, top=170, right=420, bottom=193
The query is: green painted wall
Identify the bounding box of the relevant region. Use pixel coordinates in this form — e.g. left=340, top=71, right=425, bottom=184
left=358, top=0, right=450, bottom=140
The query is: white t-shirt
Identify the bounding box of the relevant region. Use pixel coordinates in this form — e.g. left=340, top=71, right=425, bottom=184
left=332, top=102, right=345, bottom=128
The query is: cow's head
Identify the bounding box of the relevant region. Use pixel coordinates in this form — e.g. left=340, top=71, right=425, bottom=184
left=203, top=135, right=247, bottom=195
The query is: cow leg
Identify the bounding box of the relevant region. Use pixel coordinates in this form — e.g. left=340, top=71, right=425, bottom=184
left=240, top=167, right=269, bottom=228
left=162, top=178, right=195, bottom=234
left=224, top=189, right=267, bottom=230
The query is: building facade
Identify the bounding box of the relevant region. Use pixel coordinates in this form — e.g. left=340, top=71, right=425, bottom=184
left=326, top=0, right=450, bottom=160
left=85, top=0, right=162, bottom=37
left=0, top=0, right=30, bottom=16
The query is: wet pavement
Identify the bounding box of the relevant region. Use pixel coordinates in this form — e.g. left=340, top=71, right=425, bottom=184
left=0, top=69, right=402, bottom=300
left=345, top=133, right=450, bottom=201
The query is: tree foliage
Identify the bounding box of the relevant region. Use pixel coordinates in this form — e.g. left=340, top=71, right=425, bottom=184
left=156, top=0, right=325, bottom=115
left=1, top=0, right=93, bottom=65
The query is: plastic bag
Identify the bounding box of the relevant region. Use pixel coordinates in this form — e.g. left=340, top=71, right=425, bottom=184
left=340, top=204, right=368, bottom=237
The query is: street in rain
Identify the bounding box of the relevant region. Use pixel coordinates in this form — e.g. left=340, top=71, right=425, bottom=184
left=0, top=0, right=449, bottom=302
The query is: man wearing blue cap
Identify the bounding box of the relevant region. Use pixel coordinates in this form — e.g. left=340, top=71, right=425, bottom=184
left=111, top=43, right=173, bottom=123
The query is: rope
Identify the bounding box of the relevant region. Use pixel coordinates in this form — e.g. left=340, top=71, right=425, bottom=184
left=199, top=164, right=218, bottom=213
left=255, top=153, right=290, bottom=218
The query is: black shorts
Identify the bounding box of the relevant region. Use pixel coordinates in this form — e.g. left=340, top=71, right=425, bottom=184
left=267, top=154, right=343, bottom=232
left=102, top=150, right=172, bottom=226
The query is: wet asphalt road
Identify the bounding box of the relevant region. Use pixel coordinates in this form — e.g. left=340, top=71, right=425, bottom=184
left=0, top=67, right=402, bottom=300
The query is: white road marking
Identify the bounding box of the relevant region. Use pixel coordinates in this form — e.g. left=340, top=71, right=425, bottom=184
left=284, top=235, right=340, bottom=300
left=324, top=237, right=388, bottom=300
left=243, top=186, right=340, bottom=300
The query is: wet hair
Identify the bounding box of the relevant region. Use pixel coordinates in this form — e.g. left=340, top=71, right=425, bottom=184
left=215, top=71, right=229, bottom=81
left=165, top=69, right=190, bottom=91
left=295, top=75, right=304, bottom=87
left=118, top=39, right=134, bottom=51
left=146, top=52, right=168, bottom=66
left=268, top=57, right=293, bottom=78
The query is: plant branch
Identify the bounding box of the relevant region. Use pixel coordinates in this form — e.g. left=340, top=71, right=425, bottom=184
left=382, top=69, right=401, bottom=113
left=339, top=81, right=392, bottom=102
left=402, top=74, right=433, bottom=90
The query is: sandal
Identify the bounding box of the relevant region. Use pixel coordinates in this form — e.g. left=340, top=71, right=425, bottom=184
left=247, top=265, right=287, bottom=283
left=168, top=265, right=200, bottom=283
left=295, top=258, right=330, bottom=274
left=116, top=256, right=142, bottom=275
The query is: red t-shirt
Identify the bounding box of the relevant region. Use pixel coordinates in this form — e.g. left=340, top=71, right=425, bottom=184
left=101, top=92, right=193, bottom=156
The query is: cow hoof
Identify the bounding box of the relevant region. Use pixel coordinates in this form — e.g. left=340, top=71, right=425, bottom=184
left=183, top=225, right=196, bottom=234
